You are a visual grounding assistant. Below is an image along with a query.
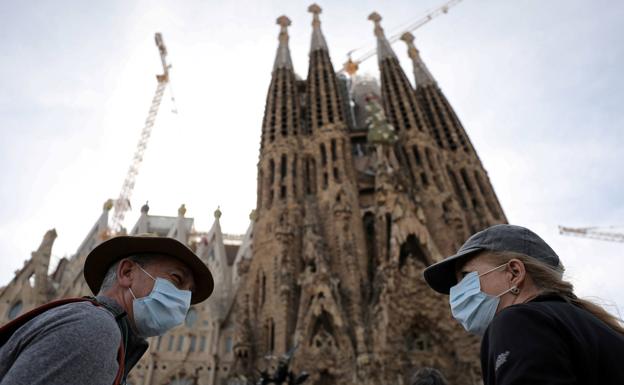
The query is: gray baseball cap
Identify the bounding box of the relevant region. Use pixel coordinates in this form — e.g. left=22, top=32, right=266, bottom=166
left=423, top=224, right=561, bottom=294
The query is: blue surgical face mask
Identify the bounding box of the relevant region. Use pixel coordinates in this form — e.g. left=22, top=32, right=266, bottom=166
left=129, top=265, right=191, bottom=337
left=449, top=263, right=515, bottom=336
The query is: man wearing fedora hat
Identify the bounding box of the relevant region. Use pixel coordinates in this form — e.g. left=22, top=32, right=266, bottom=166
left=0, top=235, right=214, bottom=385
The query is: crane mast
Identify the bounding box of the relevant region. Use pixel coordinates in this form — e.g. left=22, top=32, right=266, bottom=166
left=110, top=33, right=172, bottom=233
left=559, top=226, right=624, bottom=243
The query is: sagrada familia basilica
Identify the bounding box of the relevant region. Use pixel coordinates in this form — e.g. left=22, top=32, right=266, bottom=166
left=0, top=5, right=506, bottom=385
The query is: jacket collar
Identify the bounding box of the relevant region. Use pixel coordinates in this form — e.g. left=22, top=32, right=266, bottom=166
left=95, top=295, right=149, bottom=377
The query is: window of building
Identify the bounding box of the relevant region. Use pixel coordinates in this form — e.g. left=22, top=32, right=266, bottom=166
left=7, top=300, right=22, bottom=320
left=267, top=319, right=275, bottom=353
left=225, top=336, right=233, bottom=353
left=385, top=213, right=392, bottom=260
left=406, top=332, right=432, bottom=352
left=399, top=234, right=429, bottom=268
left=168, top=335, right=174, bottom=351
left=363, top=212, right=376, bottom=286
left=261, top=272, right=267, bottom=306
left=189, top=335, right=197, bottom=352
left=200, top=336, right=207, bottom=352
left=268, top=159, right=275, bottom=207
left=280, top=154, right=287, bottom=180
left=292, top=156, right=297, bottom=198
left=412, top=145, right=422, bottom=165
left=177, top=335, right=184, bottom=352
left=447, top=168, right=466, bottom=208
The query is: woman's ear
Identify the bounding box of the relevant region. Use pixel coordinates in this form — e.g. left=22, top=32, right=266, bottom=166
left=508, top=259, right=526, bottom=287
left=116, top=259, right=135, bottom=289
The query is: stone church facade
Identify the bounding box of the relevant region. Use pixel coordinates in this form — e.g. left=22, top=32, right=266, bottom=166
left=0, top=5, right=505, bottom=385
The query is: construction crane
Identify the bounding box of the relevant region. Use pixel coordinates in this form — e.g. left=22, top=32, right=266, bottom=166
left=559, top=226, right=624, bottom=243
left=341, top=0, right=464, bottom=75
left=110, top=32, right=175, bottom=233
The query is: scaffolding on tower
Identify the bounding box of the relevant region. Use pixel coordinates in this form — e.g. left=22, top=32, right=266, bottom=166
left=110, top=32, right=176, bottom=233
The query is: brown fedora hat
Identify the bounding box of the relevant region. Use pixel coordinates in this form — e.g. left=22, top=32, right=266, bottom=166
left=84, top=235, right=213, bottom=304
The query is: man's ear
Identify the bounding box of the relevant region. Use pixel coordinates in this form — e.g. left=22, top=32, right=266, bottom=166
left=116, top=259, right=135, bottom=289
left=508, top=258, right=526, bottom=287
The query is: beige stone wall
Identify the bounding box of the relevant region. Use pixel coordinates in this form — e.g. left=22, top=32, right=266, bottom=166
left=0, top=205, right=248, bottom=385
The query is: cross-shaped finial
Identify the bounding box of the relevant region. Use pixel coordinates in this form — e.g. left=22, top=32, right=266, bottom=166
left=276, top=15, right=291, bottom=28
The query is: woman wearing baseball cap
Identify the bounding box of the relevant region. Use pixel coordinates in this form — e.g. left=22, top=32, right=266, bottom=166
left=423, top=224, right=624, bottom=384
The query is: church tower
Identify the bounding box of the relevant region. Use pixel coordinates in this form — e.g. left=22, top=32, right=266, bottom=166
left=233, top=6, right=374, bottom=384
left=367, top=13, right=470, bottom=256
left=351, top=13, right=483, bottom=385
left=230, top=6, right=503, bottom=385
left=400, top=32, right=507, bottom=235
left=292, top=4, right=372, bottom=383
left=245, top=14, right=305, bottom=365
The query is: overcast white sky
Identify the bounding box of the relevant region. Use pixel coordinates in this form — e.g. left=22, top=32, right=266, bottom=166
left=1, top=0, right=622, bottom=314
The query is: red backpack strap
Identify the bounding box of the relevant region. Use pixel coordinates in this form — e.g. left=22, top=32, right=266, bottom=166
left=112, top=338, right=126, bottom=385
left=0, top=297, right=93, bottom=345
left=0, top=297, right=127, bottom=385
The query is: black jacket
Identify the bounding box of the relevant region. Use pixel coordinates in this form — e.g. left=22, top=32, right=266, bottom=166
left=481, top=294, right=624, bottom=385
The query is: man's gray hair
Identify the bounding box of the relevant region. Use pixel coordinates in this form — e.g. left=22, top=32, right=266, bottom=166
left=98, top=254, right=157, bottom=294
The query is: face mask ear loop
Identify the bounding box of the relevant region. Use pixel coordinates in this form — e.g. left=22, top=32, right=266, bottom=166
left=137, top=264, right=157, bottom=281
left=129, top=287, right=138, bottom=300
left=496, top=285, right=520, bottom=298
left=478, top=262, right=508, bottom=278
left=130, top=264, right=156, bottom=301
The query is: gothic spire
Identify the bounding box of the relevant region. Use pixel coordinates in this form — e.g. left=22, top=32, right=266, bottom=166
left=368, top=12, right=397, bottom=62
left=261, top=14, right=300, bottom=146
left=306, top=4, right=344, bottom=131
left=273, top=15, right=293, bottom=71
left=400, top=32, right=436, bottom=89
left=308, top=4, right=328, bottom=52
left=367, top=12, right=428, bottom=133
left=258, top=15, right=302, bottom=210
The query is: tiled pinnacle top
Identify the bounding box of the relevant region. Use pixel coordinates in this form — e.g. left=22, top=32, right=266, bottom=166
left=368, top=12, right=397, bottom=62
left=273, top=15, right=293, bottom=71
left=309, top=3, right=329, bottom=52
left=401, top=32, right=436, bottom=88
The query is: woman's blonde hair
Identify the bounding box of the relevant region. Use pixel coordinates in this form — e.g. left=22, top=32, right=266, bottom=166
left=478, top=250, right=624, bottom=334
